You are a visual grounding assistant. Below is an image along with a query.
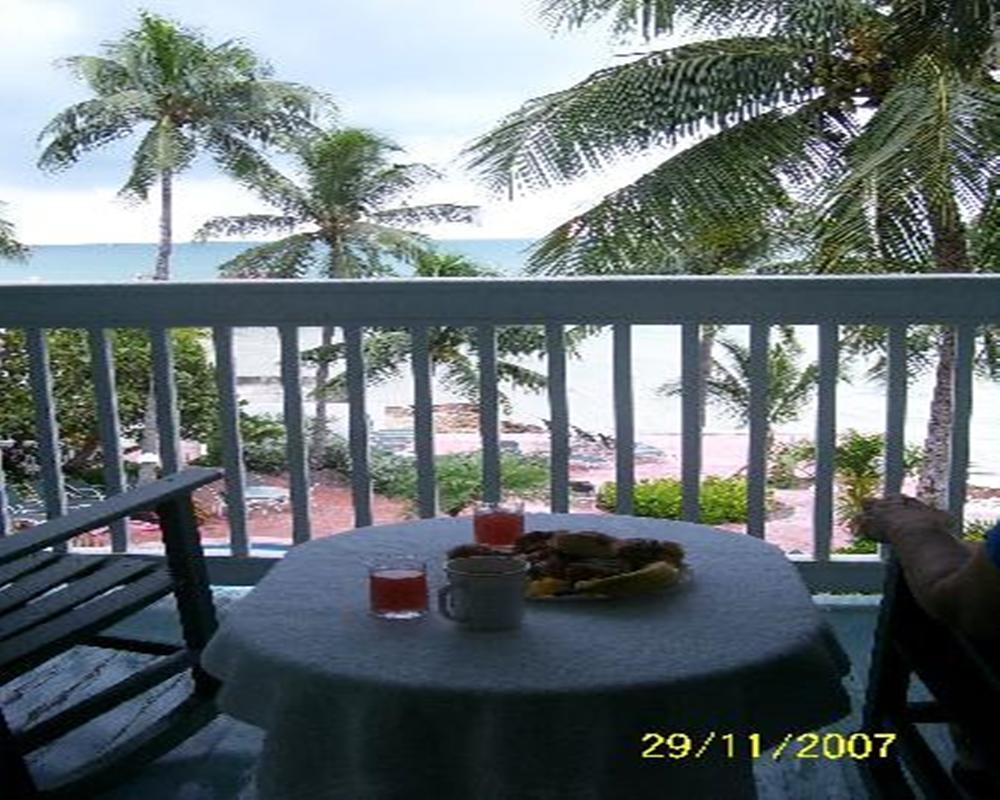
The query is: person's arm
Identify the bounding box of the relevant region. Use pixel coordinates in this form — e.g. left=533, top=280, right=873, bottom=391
left=857, top=496, right=1000, bottom=641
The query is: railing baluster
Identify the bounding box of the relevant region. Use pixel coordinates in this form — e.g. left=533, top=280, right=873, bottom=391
left=411, top=327, right=436, bottom=518
left=27, top=329, right=66, bottom=521
left=212, top=327, right=248, bottom=556
left=613, top=324, right=635, bottom=515
left=150, top=327, right=181, bottom=475
left=280, top=326, right=312, bottom=542
left=681, top=324, right=701, bottom=522
left=345, top=325, right=372, bottom=528
left=88, top=328, right=128, bottom=552
left=747, top=325, right=769, bottom=539
left=478, top=326, right=500, bottom=504
left=546, top=323, right=570, bottom=513
left=947, top=325, right=975, bottom=526
left=883, top=325, right=908, bottom=496
left=813, top=323, right=838, bottom=562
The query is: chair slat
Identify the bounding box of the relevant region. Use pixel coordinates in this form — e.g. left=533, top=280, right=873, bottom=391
left=0, top=556, right=105, bottom=615
left=0, top=568, right=173, bottom=683
left=545, top=324, right=569, bottom=513
left=613, top=324, right=635, bottom=515
left=0, top=551, right=60, bottom=589
left=1, top=558, right=158, bottom=641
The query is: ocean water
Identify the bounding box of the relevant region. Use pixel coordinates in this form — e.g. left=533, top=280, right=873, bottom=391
left=4, top=240, right=1000, bottom=489
left=0, top=239, right=535, bottom=282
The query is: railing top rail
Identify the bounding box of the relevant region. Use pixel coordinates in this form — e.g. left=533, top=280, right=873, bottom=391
left=1, top=274, right=999, bottom=327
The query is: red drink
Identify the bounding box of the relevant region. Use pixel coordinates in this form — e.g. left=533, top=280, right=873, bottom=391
left=369, top=565, right=428, bottom=619
left=473, top=507, right=524, bottom=548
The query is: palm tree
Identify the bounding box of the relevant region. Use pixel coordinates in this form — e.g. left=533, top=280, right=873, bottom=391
left=0, top=203, right=28, bottom=261
left=309, top=250, right=591, bottom=416
left=658, top=329, right=818, bottom=448
left=468, top=0, right=998, bottom=506
left=196, top=128, right=479, bottom=458
left=37, top=11, right=324, bottom=280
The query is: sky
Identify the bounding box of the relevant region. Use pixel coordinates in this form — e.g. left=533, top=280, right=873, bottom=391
left=0, top=0, right=676, bottom=244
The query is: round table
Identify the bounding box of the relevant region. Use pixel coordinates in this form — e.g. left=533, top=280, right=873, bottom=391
left=202, top=515, right=850, bottom=800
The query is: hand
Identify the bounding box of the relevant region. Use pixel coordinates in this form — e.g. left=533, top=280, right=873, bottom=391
left=855, top=495, right=953, bottom=543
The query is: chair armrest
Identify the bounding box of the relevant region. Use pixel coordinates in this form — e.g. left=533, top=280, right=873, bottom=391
left=0, top=468, right=223, bottom=566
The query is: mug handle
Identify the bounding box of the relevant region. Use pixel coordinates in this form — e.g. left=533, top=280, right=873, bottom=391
left=437, top=585, right=469, bottom=622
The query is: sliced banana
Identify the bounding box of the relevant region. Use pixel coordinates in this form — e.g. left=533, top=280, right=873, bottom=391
left=574, top=560, right=681, bottom=597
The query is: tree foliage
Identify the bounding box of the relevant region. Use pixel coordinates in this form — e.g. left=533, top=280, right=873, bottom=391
left=38, top=11, right=326, bottom=198
left=0, top=203, right=28, bottom=261
left=0, top=329, right=217, bottom=475
left=304, top=250, right=593, bottom=409
left=468, top=0, right=997, bottom=273
left=659, top=328, right=818, bottom=430
left=198, top=127, right=478, bottom=277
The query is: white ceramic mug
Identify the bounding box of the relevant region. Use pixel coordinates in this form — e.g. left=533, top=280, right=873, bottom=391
left=437, top=556, right=528, bottom=631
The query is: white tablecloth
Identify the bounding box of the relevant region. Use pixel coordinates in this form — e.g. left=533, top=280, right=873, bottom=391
left=203, top=514, right=850, bottom=800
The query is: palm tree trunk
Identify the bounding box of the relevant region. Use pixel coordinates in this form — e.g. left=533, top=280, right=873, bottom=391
left=154, top=168, right=173, bottom=281
left=915, top=196, right=970, bottom=507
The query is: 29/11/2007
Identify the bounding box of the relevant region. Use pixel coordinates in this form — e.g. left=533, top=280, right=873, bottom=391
left=640, top=732, right=897, bottom=761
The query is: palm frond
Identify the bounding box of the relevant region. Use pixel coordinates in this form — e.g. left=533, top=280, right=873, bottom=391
left=527, top=102, right=849, bottom=274
left=464, top=37, right=823, bottom=194
left=195, top=214, right=300, bottom=241
left=815, top=57, right=999, bottom=268
left=119, top=120, right=196, bottom=200
left=37, top=98, right=142, bottom=171
left=373, top=204, right=479, bottom=228
left=0, top=204, right=29, bottom=261
left=218, top=233, right=318, bottom=278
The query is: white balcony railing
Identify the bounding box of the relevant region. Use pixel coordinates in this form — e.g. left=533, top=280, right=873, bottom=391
left=1, top=274, right=997, bottom=592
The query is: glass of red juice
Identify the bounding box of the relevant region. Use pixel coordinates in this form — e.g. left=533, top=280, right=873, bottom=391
left=473, top=501, right=525, bottom=549
left=368, top=557, right=428, bottom=619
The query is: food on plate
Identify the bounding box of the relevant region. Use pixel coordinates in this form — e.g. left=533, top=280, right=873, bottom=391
left=551, top=530, right=618, bottom=559
left=525, top=577, right=572, bottom=598
left=446, top=543, right=500, bottom=560
left=574, top=560, right=682, bottom=597
left=445, top=528, right=687, bottom=599
left=614, top=538, right=686, bottom=569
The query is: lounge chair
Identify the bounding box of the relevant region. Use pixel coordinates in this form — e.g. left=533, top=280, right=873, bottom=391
left=0, top=468, right=223, bottom=798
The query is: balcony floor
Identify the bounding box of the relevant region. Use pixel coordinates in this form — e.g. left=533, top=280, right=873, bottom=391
left=6, top=592, right=950, bottom=799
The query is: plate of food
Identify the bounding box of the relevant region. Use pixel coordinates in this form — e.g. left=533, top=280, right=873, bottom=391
left=446, top=530, right=688, bottom=600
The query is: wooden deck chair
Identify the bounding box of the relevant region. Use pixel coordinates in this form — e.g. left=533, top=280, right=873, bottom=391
left=860, top=557, right=1000, bottom=799
left=0, top=468, right=223, bottom=799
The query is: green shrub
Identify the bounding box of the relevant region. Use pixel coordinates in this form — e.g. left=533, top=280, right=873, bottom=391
left=768, top=439, right=815, bottom=489
left=833, top=538, right=879, bottom=555
left=596, top=475, right=755, bottom=524
left=371, top=450, right=550, bottom=516
left=963, top=517, right=998, bottom=542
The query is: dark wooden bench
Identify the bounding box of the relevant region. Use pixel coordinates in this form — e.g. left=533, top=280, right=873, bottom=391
left=0, top=468, right=223, bottom=799
left=861, top=557, right=1000, bottom=799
